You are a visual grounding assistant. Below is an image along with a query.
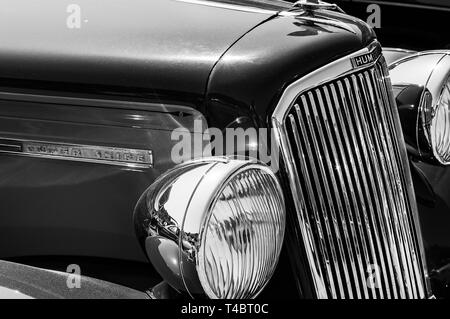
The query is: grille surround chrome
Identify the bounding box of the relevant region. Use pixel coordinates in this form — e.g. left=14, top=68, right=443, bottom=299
left=272, top=41, right=431, bottom=299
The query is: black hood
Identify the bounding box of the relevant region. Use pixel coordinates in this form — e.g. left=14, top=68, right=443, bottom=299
left=0, top=0, right=375, bottom=101
left=206, top=9, right=376, bottom=126
left=0, top=0, right=281, bottom=95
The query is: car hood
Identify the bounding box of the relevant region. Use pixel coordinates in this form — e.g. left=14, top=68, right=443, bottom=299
left=0, top=260, right=148, bottom=299
left=0, top=0, right=374, bottom=100
left=0, top=0, right=284, bottom=96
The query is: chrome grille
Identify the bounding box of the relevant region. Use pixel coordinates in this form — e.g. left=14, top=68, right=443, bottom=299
left=272, top=44, right=429, bottom=299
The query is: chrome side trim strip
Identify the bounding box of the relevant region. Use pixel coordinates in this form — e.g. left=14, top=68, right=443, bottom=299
left=0, top=137, right=153, bottom=168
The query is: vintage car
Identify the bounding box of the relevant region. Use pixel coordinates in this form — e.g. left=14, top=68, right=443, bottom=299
left=0, top=0, right=449, bottom=299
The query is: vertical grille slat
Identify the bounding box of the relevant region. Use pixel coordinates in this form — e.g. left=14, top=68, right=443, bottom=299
left=305, top=91, right=359, bottom=299
left=369, top=65, right=423, bottom=298
left=287, top=112, right=338, bottom=297
left=276, top=116, right=330, bottom=298
left=316, top=88, right=363, bottom=299
left=363, top=70, right=419, bottom=297
left=370, top=66, right=426, bottom=298
left=341, top=77, right=404, bottom=298
left=354, top=72, right=417, bottom=298
left=294, top=100, right=344, bottom=298
left=277, top=55, right=428, bottom=299
left=328, top=82, right=390, bottom=298
left=358, top=70, right=404, bottom=298
left=323, top=84, right=385, bottom=299
left=333, top=80, right=394, bottom=298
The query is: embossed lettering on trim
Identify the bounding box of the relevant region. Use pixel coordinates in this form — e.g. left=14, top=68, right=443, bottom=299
left=0, top=138, right=153, bottom=168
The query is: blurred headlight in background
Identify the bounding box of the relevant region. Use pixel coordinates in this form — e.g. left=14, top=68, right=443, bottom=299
left=430, top=76, right=450, bottom=163
left=390, top=51, right=450, bottom=165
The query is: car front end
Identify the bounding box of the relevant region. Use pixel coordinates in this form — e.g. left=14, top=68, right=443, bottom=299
left=0, top=0, right=448, bottom=300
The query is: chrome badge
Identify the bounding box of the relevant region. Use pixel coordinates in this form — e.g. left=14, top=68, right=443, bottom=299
left=351, top=46, right=382, bottom=69
left=0, top=138, right=153, bottom=168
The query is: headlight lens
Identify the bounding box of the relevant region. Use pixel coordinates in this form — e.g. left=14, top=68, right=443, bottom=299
left=134, top=157, right=286, bottom=299
left=197, top=167, right=285, bottom=299
left=430, top=77, right=450, bottom=163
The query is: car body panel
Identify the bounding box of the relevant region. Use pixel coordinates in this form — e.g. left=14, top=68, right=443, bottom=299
left=0, top=0, right=273, bottom=263
left=206, top=9, right=375, bottom=128
left=0, top=1, right=375, bottom=264
left=0, top=0, right=276, bottom=95
left=0, top=260, right=148, bottom=299
left=0, top=92, right=207, bottom=262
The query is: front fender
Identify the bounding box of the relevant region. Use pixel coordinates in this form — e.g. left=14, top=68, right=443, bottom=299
left=0, top=259, right=149, bottom=299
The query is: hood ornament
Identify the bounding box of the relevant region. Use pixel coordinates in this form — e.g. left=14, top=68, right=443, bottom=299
left=293, top=0, right=340, bottom=12
left=284, top=0, right=353, bottom=34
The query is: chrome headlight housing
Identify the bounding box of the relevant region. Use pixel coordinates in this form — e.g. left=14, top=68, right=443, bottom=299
left=390, top=51, right=450, bottom=165
left=134, top=157, right=286, bottom=299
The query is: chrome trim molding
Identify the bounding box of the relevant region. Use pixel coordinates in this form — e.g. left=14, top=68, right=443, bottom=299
left=0, top=137, right=153, bottom=168
left=272, top=41, right=431, bottom=299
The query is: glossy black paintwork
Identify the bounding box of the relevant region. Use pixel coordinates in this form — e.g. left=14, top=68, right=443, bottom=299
left=206, top=10, right=375, bottom=128
left=0, top=0, right=373, bottom=261
left=393, top=84, right=424, bottom=155
left=0, top=89, right=209, bottom=262
left=0, top=0, right=275, bottom=96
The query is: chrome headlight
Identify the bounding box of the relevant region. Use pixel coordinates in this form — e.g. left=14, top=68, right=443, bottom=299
left=390, top=51, right=450, bottom=165
left=134, top=157, right=286, bottom=299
